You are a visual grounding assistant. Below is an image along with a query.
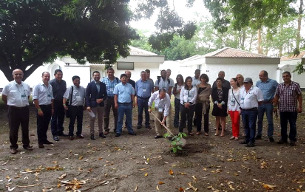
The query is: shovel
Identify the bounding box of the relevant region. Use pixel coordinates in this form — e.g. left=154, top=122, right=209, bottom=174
left=150, top=112, right=186, bottom=147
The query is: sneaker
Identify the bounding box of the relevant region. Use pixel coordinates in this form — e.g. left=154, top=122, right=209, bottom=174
left=255, top=135, right=262, bottom=140
left=246, top=142, right=255, bottom=147
left=99, top=133, right=106, bottom=138
left=277, top=139, right=287, bottom=144
left=10, top=148, right=18, bottom=154
left=53, top=136, right=59, bottom=141
left=23, top=146, right=33, bottom=151
left=137, top=125, right=142, bottom=129
left=90, top=135, right=95, bottom=140
left=269, top=137, right=274, bottom=142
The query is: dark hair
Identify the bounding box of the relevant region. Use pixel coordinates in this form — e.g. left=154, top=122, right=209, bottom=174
left=216, top=77, right=222, bottom=82
left=72, top=75, right=80, bottom=81
left=160, top=69, right=166, bottom=74
left=92, top=71, right=100, bottom=75
left=145, top=69, right=150, bottom=73
left=231, top=78, right=240, bottom=87
left=120, top=73, right=127, bottom=78
left=176, top=74, right=184, bottom=84
left=107, top=67, right=114, bottom=72
left=282, top=71, right=291, bottom=77
left=261, top=70, right=268, bottom=77
left=159, top=88, right=167, bottom=93
left=54, top=69, right=62, bottom=75
left=200, top=74, right=209, bottom=82
left=184, top=76, right=193, bottom=89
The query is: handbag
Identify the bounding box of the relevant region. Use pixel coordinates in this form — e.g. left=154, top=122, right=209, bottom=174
left=65, top=86, right=73, bottom=118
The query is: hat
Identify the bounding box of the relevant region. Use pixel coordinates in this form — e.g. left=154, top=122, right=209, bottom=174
left=244, top=77, right=253, bottom=83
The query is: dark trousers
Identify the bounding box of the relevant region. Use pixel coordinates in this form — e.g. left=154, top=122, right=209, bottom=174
left=179, top=104, right=195, bottom=133
left=104, top=97, right=118, bottom=132
left=51, top=100, right=65, bottom=136
left=195, top=103, right=210, bottom=133
left=174, top=98, right=180, bottom=128
left=8, top=106, right=30, bottom=149
left=242, top=110, right=258, bottom=143
left=37, top=105, right=52, bottom=144
left=68, top=106, right=84, bottom=136
left=280, top=112, right=297, bottom=142
left=137, top=97, right=150, bottom=127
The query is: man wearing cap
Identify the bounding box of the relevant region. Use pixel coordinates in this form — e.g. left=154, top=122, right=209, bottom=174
left=255, top=70, right=278, bottom=142
left=239, top=77, right=263, bottom=147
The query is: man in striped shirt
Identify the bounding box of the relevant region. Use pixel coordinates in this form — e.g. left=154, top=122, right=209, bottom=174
left=273, top=71, right=302, bottom=146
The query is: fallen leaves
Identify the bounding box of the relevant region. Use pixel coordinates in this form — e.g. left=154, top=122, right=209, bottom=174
left=262, top=183, right=276, bottom=190
left=169, top=169, right=174, bottom=175
left=61, top=178, right=87, bottom=190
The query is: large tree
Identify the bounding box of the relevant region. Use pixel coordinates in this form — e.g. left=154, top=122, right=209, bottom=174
left=0, top=0, right=138, bottom=81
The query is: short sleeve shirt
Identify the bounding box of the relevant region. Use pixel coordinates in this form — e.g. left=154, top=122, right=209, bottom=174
left=240, top=86, right=263, bottom=109
left=135, top=79, right=153, bottom=98
left=154, top=78, right=174, bottom=92
left=2, top=81, right=31, bottom=107
left=33, top=82, right=54, bottom=105
left=63, top=85, right=86, bottom=106
left=114, top=82, right=135, bottom=103
left=102, top=77, right=120, bottom=97
left=275, top=81, right=302, bottom=112
left=256, top=79, right=278, bottom=101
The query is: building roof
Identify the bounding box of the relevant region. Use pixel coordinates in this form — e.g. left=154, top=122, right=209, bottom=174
left=280, top=50, right=305, bottom=61
left=129, top=46, right=157, bottom=56
left=204, top=47, right=269, bottom=58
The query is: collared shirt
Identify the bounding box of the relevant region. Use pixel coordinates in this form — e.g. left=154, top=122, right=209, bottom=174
left=275, top=81, right=302, bottom=112
left=136, top=79, right=153, bottom=98
left=154, top=77, right=174, bottom=92
left=148, top=91, right=171, bottom=116
left=114, top=82, right=135, bottom=103
left=2, top=81, right=31, bottom=107
left=228, top=88, right=241, bottom=111
left=240, top=86, right=263, bottom=109
left=49, top=79, right=66, bottom=101
left=174, top=84, right=183, bottom=99
left=256, top=78, right=278, bottom=101
left=33, top=82, right=54, bottom=105
left=180, top=86, right=198, bottom=105
left=128, top=79, right=136, bottom=89
left=95, top=81, right=101, bottom=93
left=102, top=77, right=120, bottom=97
left=147, top=78, right=155, bottom=92
left=192, top=77, right=200, bottom=86
left=63, top=85, right=86, bottom=106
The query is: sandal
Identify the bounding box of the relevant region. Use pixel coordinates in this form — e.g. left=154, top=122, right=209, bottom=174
left=230, top=136, right=235, bottom=140
left=214, top=133, right=219, bottom=136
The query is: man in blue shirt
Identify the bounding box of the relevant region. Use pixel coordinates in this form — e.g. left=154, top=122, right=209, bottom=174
left=256, top=70, right=278, bottom=142
left=136, top=71, right=153, bottom=129
left=114, top=74, right=136, bottom=137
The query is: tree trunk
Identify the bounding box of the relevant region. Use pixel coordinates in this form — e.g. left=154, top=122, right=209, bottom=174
left=257, top=28, right=263, bottom=54
left=296, top=0, right=303, bottom=50
left=0, top=62, right=42, bottom=82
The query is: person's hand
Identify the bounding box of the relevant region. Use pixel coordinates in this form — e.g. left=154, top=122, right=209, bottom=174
left=161, top=119, right=165, bottom=126
left=96, top=98, right=103, bottom=104
left=64, top=105, right=68, bottom=110
left=148, top=108, right=152, bottom=113
left=184, top=102, right=190, bottom=108
left=297, top=107, right=302, bottom=113
left=115, top=103, right=118, bottom=109
left=87, top=107, right=92, bottom=112
left=217, top=103, right=222, bottom=109
left=38, top=109, right=44, bottom=116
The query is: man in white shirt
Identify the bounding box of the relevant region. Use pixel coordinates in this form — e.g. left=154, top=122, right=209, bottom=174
left=33, top=72, right=54, bottom=149
left=2, top=69, right=33, bottom=154
left=192, top=69, right=201, bottom=86
left=239, top=78, right=263, bottom=147
left=148, top=89, right=174, bottom=139
left=154, top=70, right=174, bottom=95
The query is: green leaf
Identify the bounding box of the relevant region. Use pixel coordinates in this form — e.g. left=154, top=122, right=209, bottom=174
left=171, top=141, right=177, bottom=146
left=172, top=147, right=178, bottom=153
left=177, top=146, right=183, bottom=151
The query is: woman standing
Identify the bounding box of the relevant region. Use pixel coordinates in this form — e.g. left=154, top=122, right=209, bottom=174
left=179, top=76, right=197, bottom=135
left=228, top=78, right=240, bottom=140
left=212, top=78, right=229, bottom=136
left=195, top=74, right=211, bottom=136
left=173, top=74, right=184, bottom=128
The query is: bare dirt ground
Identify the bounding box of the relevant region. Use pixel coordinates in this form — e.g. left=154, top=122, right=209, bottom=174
left=0, top=100, right=304, bottom=192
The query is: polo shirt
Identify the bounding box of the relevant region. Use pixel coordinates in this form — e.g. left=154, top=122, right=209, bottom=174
left=33, top=82, right=54, bottom=105
left=2, top=81, right=31, bottom=107
left=114, top=82, right=135, bottom=103
left=49, top=79, right=66, bottom=101
left=148, top=91, right=171, bottom=116
left=63, top=85, right=86, bottom=106
left=256, top=78, right=278, bottom=101
left=135, top=79, right=153, bottom=98
left=240, top=86, right=263, bottom=109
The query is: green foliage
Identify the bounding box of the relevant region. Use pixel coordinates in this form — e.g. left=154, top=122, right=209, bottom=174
left=164, top=132, right=187, bottom=154
left=293, top=61, right=305, bottom=74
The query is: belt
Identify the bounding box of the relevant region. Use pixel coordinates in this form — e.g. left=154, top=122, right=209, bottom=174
left=262, top=100, right=272, bottom=104
left=137, top=96, right=150, bottom=100
left=242, top=107, right=258, bottom=111
left=118, top=102, right=132, bottom=105
left=8, top=105, right=28, bottom=109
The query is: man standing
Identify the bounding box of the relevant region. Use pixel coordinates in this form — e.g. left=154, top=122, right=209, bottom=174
left=155, top=69, right=174, bottom=95
left=49, top=69, right=67, bottom=141
left=148, top=89, right=174, bottom=139
left=114, top=74, right=136, bottom=137
left=63, top=76, right=86, bottom=140
left=256, top=70, right=278, bottom=142
left=136, top=71, right=153, bottom=129
left=166, top=69, right=175, bottom=91
left=86, top=71, right=108, bottom=140
left=236, top=74, right=244, bottom=88
left=192, top=69, right=201, bottom=86
left=125, top=70, right=135, bottom=89
left=102, top=68, right=120, bottom=135
left=273, top=71, right=302, bottom=146
left=33, top=72, right=54, bottom=148
left=212, top=71, right=230, bottom=89
left=145, top=69, right=155, bottom=93
left=239, top=78, right=263, bottom=147
left=2, top=69, right=33, bottom=154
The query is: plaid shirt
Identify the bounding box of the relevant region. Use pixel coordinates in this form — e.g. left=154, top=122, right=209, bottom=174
left=275, top=81, right=301, bottom=112
left=102, top=77, right=120, bottom=97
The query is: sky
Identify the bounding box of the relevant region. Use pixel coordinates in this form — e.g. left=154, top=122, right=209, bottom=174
left=129, top=0, right=211, bottom=36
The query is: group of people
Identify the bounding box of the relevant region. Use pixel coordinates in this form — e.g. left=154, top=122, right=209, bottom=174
left=1, top=67, right=302, bottom=154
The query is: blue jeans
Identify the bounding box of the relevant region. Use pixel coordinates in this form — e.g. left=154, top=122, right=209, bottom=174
left=174, top=98, right=180, bottom=128
left=280, top=112, right=297, bottom=142
left=257, top=103, right=274, bottom=137
left=117, top=103, right=134, bottom=134
left=242, top=109, right=258, bottom=143
left=137, top=97, right=150, bottom=127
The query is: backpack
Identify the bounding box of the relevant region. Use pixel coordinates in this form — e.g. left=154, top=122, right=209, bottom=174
left=157, top=76, right=170, bottom=85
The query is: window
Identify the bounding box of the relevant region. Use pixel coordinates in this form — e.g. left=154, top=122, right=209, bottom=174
left=117, top=62, right=134, bottom=70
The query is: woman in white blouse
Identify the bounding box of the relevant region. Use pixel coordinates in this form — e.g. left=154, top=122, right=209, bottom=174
left=227, top=78, right=240, bottom=140
left=179, top=76, right=198, bottom=135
